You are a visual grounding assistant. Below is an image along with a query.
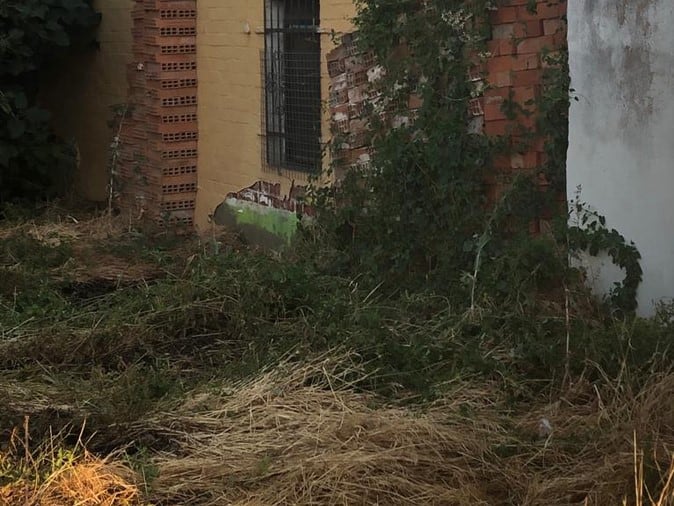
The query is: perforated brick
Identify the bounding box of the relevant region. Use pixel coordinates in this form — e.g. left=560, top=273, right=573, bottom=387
left=162, top=112, right=197, bottom=123
left=163, top=164, right=197, bottom=177
left=162, top=182, right=197, bottom=194
left=158, top=61, right=197, bottom=73
left=159, top=10, right=196, bottom=20
left=162, top=131, right=198, bottom=142
left=160, top=26, right=196, bottom=36
left=118, top=0, right=198, bottom=227
left=162, top=199, right=196, bottom=211
left=162, top=148, right=198, bottom=159
left=160, top=78, right=198, bottom=89
left=160, top=44, right=196, bottom=55
left=160, top=95, right=198, bottom=107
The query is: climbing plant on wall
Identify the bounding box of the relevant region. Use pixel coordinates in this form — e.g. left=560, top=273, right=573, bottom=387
left=309, top=0, right=642, bottom=313
left=313, top=0, right=493, bottom=290
left=0, top=0, right=99, bottom=204
left=311, top=0, right=567, bottom=303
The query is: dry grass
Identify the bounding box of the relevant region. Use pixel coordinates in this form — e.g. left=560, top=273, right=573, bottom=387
left=0, top=209, right=123, bottom=244
left=122, top=356, right=674, bottom=506
left=496, top=369, right=674, bottom=506
left=0, top=422, right=141, bottom=506
left=140, top=354, right=499, bottom=505
left=0, top=210, right=164, bottom=286
left=1, top=356, right=673, bottom=505
left=630, top=433, right=674, bottom=506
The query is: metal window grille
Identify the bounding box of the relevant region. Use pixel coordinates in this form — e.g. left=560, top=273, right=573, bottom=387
left=264, top=0, right=322, bottom=172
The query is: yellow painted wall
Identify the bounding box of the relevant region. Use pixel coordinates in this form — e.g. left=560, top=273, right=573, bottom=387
left=195, top=0, right=356, bottom=230
left=42, top=0, right=133, bottom=202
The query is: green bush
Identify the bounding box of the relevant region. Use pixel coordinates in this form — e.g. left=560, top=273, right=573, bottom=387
left=311, top=1, right=491, bottom=292
left=0, top=0, right=99, bottom=203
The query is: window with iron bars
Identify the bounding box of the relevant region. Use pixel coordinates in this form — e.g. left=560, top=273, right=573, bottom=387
left=264, top=0, right=322, bottom=173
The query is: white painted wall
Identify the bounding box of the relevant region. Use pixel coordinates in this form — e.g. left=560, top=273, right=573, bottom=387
left=567, top=0, right=674, bottom=315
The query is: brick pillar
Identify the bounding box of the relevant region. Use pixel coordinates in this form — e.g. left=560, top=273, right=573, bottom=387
left=119, top=0, right=198, bottom=227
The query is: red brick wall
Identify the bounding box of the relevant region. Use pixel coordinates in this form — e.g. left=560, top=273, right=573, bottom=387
left=327, top=1, right=567, bottom=227
left=326, top=33, right=378, bottom=180
left=483, top=0, right=567, bottom=224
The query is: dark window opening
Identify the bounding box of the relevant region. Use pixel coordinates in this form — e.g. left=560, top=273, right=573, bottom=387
left=264, top=0, right=322, bottom=172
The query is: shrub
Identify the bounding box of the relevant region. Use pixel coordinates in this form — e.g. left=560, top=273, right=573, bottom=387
left=0, top=0, right=99, bottom=203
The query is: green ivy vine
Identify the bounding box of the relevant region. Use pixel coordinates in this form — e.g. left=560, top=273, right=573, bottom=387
left=308, top=0, right=642, bottom=312
left=312, top=0, right=493, bottom=290
left=568, top=199, right=643, bottom=313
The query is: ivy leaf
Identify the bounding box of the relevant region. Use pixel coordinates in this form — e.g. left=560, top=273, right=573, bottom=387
left=477, top=233, right=490, bottom=250
left=13, top=91, right=27, bottom=110
left=31, top=4, right=49, bottom=19
left=0, top=143, right=18, bottom=166
left=8, top=28, right=24, bottom=39
left=25, top=107, right=51, bottom=122
left=50, top=29, right=70, bottom=47
left=7, top=117, right=25, bottom=138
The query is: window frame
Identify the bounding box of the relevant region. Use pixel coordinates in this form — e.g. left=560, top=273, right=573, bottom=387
left=263, top=0, right=323, bottom=174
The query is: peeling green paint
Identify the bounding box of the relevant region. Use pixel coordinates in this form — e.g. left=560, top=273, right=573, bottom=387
left=212, top=198, right=300, bottom=249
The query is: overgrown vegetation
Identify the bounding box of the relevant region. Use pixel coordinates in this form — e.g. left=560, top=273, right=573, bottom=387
left=314, top=0, right=552, bottom=307
left=311, top=0, right=640, bottom=314
left=0, top=206, right=673, bottom=504
left=1, top=0, right=672, bottom=504
left=0, top=0, right=99, bottom=204
left=313, top=0, right=491, bottom=293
